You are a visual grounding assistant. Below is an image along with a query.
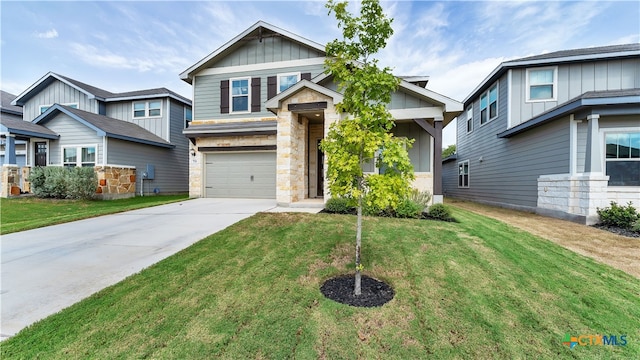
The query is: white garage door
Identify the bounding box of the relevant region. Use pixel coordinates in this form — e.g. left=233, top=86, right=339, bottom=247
left=205, top=152, right=276, bottom=199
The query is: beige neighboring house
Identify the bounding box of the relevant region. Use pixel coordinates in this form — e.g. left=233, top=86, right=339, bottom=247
left=180, top=21, right=462, bottom=206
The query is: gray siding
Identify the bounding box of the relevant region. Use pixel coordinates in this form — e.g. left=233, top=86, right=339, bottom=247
left=23, top=80, right=98, bottom=121
left=576, top=115, right=638, bottom=175
left=510, top=58, right=640, bottom=127
left=43, top=114, right=103, bottom=165
left=107, top=138, right=187, bottom=194
left=193, top=64, right=325, bottom=120
left=393, top=122, right=431, bottom=172
left=576, top=121, right=588, bottom=173
left=389, top=89, right=435, bottom=110
left=106, top=99, right=168, bottom=141
left=212, top=37, right=324, bottom=67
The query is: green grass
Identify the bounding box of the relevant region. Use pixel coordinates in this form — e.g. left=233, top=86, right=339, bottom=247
left=2, top=209, right=639, bottom=359
left=0, top=194, right=189, bottom=234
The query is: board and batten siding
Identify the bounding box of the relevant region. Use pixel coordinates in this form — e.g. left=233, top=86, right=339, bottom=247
left=106, top=99, right=168, bottom=141
left=23, top=80, right=98, bottom=121
left=193, top=64, right=324, bottom=120
left=107, top=138, right=187, bottom=194
left=211, top=36, right=324, bottom=68
left=576, top=115, right=639, bottom=174
left=510, top=58, right=640, bottom=127
left=42, top=114, right=103, bottom=165
left=388, top=89, right=437, bottom=110
left=393, top=122, right=431, bottom=172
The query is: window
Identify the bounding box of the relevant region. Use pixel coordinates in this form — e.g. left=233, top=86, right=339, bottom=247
left=458, top=160, right=469, bottom=188
left=480, top=84, right=497, bottom=125
left=277, top=73, right=300, bottom=93
left=527, top=67, right=556, bottom=101
left=63, top=146, right=96, bottom=167
left=40, top=103, right=78, bottom=114
left=133, top=100, right=162, bottom=118
left=466, top=107, right=473, bottom=133
left=184, top=107, right=192, bottom=128
left=605, top=132, right=640, bottom=186
left=230, top=77, right=250, bottom=113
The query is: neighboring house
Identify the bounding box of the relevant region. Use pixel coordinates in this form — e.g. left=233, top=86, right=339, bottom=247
left=443, top=44, right=640, bottom=224
left=3, top=72, right=192, bottom=198
left=1, top=91, right=29, bottom=167
left=180, top=21, right=462, bottom=206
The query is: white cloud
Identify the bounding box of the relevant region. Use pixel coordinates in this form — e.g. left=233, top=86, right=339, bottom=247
left=36, top=28, right=58, bottom=39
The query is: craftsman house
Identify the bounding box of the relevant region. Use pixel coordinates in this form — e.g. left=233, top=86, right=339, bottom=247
left=180, top=21, right=462, bottom=206
left=443, top=44, right=640, bottom=224
left=2, top=72, right=191, bottom=198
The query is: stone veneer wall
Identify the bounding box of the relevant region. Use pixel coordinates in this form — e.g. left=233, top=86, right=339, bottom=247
left=412, top=173, right=434, bottom=204
left=95, top=165, right=136, bottom=200
left=1, top=165, right=21, bottom=198
left=537, top=173, right=610, bottom=224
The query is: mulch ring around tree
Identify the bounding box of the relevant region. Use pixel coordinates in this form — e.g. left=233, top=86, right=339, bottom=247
left=320, top=274, right=394, bottom=307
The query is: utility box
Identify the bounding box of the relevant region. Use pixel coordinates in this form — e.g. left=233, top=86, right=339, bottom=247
left=145, top=164, right=155, bottom=180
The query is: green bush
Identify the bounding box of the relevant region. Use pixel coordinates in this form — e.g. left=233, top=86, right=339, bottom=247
left=324, top=197, right=354, bottom=214
left=597, top=201, right=639, bottom=229
left=29, top=166, right=97, bottom=200
left=395, top=198, right=422, bottom=218
left=408, top=189, right=431, bottom=212
left=426, top=203, right=453, bottom=221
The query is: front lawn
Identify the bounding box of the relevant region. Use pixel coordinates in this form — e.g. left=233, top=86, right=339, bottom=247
left=2, top=209, right=638, bottom=359
left=0, top=194, right=188, bottom=234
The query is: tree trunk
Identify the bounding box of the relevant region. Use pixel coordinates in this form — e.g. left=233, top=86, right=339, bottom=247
left=355, top=193, right=362, bottom=296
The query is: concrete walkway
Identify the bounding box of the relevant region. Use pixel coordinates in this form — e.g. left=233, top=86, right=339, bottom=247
left=0, top=198, right=298, bottom=340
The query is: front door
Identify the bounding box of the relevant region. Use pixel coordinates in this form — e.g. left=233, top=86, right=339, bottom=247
left=317, top=139, right=324, bottom=197
left=35, top=142, right=47, bottom=166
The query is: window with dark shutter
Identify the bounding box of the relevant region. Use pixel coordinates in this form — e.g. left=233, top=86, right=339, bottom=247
left=251, top=77, right=261, bottom=112
left=301, top=72, right=311, bottom=81
left=220, top=80, right=229, bottom=114
left=267, top=76, right=277, bottom=100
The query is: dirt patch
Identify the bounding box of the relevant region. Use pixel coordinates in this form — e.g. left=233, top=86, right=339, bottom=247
left=447, top=199, right=640, bottom=279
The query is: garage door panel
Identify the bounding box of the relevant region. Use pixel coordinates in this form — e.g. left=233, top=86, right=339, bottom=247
left=205, top=152, right=276, bottom=199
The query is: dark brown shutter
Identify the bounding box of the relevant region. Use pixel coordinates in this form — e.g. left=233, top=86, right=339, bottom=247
left=267, top=76, right=277, bottom=100
left=301, top=72, right=311, bottom=81
left=220, top=80, right=229, bottom=114
left=251, top=77, right=261, bottom=112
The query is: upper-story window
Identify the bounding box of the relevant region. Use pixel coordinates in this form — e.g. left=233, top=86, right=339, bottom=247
left=527, top=67, right=557, bottom=101
left=605, top=132, right=640, bottom=186
left=278, top=73, right=300, bottom=93
left=480, top=84, right=498, bottom=125
left=230, top=77, right=250, bottom=113
left=40, top=103, right=78, bottom=114
left=466, top=107, right=473, bottom=133
left=184, top=107, right=192, bottom=128
left=133, top=100, right=162, bottom=118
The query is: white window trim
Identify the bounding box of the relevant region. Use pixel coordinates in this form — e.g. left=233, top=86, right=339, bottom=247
left=132, top=100, right=163, bottom=119
left=479, top=83, right=498, bottom=126
left=600, top=128, right=640, bottom=188
left=458, top=160, right=469, bottom=188
left=525, top=66, right=558, bottom=103
left=277, top=72, right=301, bottom=94
left=466, top=106, right=473, bottom=133
left=229, top=76, right=251, bottom=114
left=39, top=103, right=79, bottom=114
left=61, top=144, right=98, bottom=167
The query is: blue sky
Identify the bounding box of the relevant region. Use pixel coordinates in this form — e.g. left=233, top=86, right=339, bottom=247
left=1, top=0, right=639, bottom=146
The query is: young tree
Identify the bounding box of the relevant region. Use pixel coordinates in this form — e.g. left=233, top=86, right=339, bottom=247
left=321, top=0, right=414, bottom=295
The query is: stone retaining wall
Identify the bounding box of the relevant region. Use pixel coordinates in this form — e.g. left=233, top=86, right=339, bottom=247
left=537, top=173, right=610, bottom=224
left=95, top=165, right=136, bottom=200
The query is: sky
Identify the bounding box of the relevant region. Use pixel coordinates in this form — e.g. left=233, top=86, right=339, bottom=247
left=1, top=0, right=639, bottom=146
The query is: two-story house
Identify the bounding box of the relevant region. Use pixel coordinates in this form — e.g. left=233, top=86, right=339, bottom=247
left=443, top=44, right=640, bottom=224
left=3, top=72, right=192, bottom=198
left=180, top=21, right=462, bottom=206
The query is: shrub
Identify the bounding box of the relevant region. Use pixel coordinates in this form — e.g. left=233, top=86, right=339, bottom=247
left=29, top=166, right=97, bottom=200
left=325, top=197, right=354, bottom=214
left=395, top=198, right=422, bottom=219
left=408, top=189, right=432, bottom=212
left=426, top=203, right=454, bottom=221
left=597, top=201, right=640, bottom=229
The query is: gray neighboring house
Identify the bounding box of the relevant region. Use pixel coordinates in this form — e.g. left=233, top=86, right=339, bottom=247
left=3, top=72, right=192, bottom=198
left=443, top=44, right=640, bottom=224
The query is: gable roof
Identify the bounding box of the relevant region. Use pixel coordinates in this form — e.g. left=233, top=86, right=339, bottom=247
left=12, top=72, right=191, bottom=106
left=264, top=79, right=343, bottom=113
left=465, top=43, right=640, bottom=105
left=0, top=116, right=59, bottom=140
left=33, top=104, right=174, bottom=148
left=179, top=21, right=326, bottom=83
left=1, top=91, right=23, bottom=116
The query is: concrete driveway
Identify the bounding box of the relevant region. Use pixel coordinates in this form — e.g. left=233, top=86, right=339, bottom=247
left=0, top=198, right=277, bottom=340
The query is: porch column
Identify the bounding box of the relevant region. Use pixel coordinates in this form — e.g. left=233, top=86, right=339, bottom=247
left=432, top=117, right=444, bottom=204
left=5, top=135, right=16, bottom=165
left=584, top=113, right=602, bottom=174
